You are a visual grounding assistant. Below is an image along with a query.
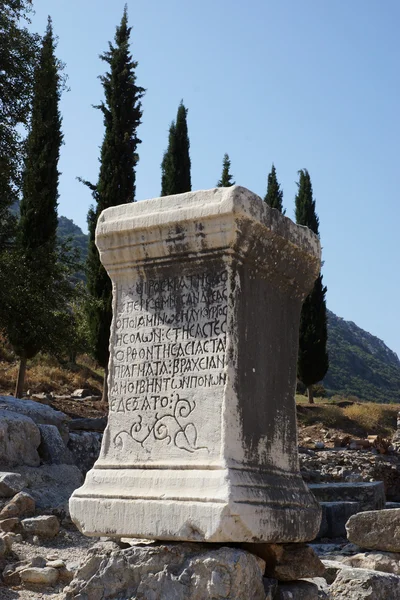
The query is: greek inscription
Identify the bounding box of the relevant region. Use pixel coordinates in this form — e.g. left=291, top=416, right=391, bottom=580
left=111, top=270, right=228, bottom=452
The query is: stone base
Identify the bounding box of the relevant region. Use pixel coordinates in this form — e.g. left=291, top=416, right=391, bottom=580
left=65, top=541, right=267, bottom=600
left=70, top=465, right=321, bottom=542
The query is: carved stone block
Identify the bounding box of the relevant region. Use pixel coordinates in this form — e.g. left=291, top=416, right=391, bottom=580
left=70, top=186, right=322, bottom=542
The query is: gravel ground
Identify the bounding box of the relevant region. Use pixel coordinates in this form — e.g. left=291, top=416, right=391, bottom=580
left=0, top=527, right=96, bottom=599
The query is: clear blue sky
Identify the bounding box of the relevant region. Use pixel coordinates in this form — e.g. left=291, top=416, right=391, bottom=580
left=29, top=0, right=400, bottom=358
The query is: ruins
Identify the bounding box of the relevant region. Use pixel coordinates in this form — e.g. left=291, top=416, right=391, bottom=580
left=70, top=186, right=322, bottom=543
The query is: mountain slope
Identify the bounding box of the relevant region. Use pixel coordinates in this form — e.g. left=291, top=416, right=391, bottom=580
left=324, top=310, right=400, bottom=403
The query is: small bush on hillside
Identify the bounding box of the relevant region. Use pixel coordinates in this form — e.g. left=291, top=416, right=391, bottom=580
left=343, top=403, right=398, bottom=437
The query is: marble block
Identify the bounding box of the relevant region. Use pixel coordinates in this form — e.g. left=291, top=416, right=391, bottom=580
left=70, top=186, right=322, bottom=542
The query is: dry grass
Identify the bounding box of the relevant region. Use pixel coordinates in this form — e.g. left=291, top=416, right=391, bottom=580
left=296, top=397, right=399, bottom=438
left=0, top=353, right=103, bottom=396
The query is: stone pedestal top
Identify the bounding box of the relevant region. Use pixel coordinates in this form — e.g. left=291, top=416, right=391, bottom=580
left=70, top=186, right=322, bottom=543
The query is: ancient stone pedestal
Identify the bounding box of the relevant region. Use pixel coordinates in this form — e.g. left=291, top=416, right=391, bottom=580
left=70, top=186, right=321, bottom=542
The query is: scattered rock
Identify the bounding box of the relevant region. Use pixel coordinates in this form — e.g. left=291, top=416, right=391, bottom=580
left=71, top=388, right=96, bottom=399
left=0, top=516, right=21, bottom=533
left=65, top=543, right=266, bottom=600
left=329, top=566, right=400, bottom=599
left=13, top=464, right=83, bottom=509
left=0, top=491, right=35, bottom=519
left=21, top=515, right=60, bottom=538
left=244, top=543, right=325, bottom=581
left=0, top=471, right=26, bottom=497
left=0, top=395, right=70, bottom=442
left=38, top=423, right=75, bottom=465
left=3, top=561, right=31, bottom=585
left=19, top=566, right=59, bottom=585
left=346, top=509, right=400, bottom=552
left=341, top=551, right=400, bottom=576
left=0, top=410, right=40, bottom=467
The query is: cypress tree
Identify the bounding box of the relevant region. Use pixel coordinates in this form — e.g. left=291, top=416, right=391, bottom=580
left=295, top=169, right=328, bottom=404
left=161, top=101, right=191, bottom=196
left=264, top=164, right=285, bottom=214
left=4, top=17, right=74, bottom=397
left=217, top=153, right=235, bottom=187
left=82, top=5, right=144, bottom=403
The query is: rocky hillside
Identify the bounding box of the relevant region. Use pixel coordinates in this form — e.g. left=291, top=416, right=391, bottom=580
left=324, top=310, right=400, bottom=403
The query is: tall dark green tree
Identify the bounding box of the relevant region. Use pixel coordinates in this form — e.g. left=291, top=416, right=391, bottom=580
left=81, top=5, right=144, bottom=403
left=264, top=164, right=285, bottom=214
left=161, top=101, right=191, bottom=196
left=295, top=169, right=328, bottom=404
left=217, top=153, right=235, bottom=187
left=0, top=0, right=40, bottom=248
left=1, top=17, right=75, bottom=397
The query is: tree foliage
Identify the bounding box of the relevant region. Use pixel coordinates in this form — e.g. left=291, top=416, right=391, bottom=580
left=82, top=6, right=144, bottom=400
left=264, top=164, right=284, bottom=213
left=217, top=153, right=235, bottom=187
left=161, top=101, right=191, bottom=196
left=0, top=0, right=40, bottom=248
left=0, top=17, right=78, bottom=396
left=295, top=168, right=328, bottom=403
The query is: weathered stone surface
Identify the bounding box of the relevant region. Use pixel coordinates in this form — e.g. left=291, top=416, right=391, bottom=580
left=0, top=410, right=40, bottom=467
left=0, top=517, right=21, bottom=533
left=0, top=471, right=26, bottom=497
left=14, top=464, right=83, bottom=509
left=244, top=543, right=325, bottom=581
left=20, top=566, right=59, bottom=585
left=65, top=543, right=266, bottom=600
left=67, top=431, right=102, bottom=474
left=318, top=501, right=361, bottom=538
left=329, top=566, right=400, bottom=599
left=341, top=551, right=400, bottom=575
left=321, top=559, right=348, bottom=584
left=346, top=508, right=400, bottom=552
left=21, top=515, right=60, bottom=538
left=0, top=395, right=69, bottom=441
left=309, top=482, right=385, bottom=511
left=68, top=416, right=107, bottom=432
left=70, top=186, right=322, bottom=543
left=0, top=491, right=35, bottom=519
left=275, top=581, right=319, bottom=599
left=38, top=423, right=75, bottom=465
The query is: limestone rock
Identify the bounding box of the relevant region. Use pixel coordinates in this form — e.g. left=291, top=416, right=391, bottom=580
left=0, top=410, right=40, bottom=467
left=2, top=561, right=31, bottom=585
left=67, top=431, right=102, bottom=474
left=329, top=566, right=400, bottom=599
left=38, top=423, right=75, bottom=465
left=244, top=543, right=325, bottom=581
left=263, top=578, right=278, bottom=599
left=21, top=515, right=60, bottom=538
left=346, top=508, right=400, bottom=552
left=309, top=482, right=385, bottom=511
left=341, top=551, right=400, bottom=575
left=0, top=516, right=21, bottom=533
left=0, top=491, right=35, bottom=519
left=65, top=543, right=266, bottom=600
left=20, top=566, right=59, bottom=585
left=318, top=501, right=361, bottom=538
left=13, top=464, right=83, bottom=509
left=0, top=471, right=26, bottom=497
left=0, top=395, right=70, bottom=441
left=275, top=581, right=319, bottom=599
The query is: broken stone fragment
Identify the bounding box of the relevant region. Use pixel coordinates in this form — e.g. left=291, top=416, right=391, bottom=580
left=275, top=581, right=320, bottom=599
left=329, top=566, right=400, bottom=599
left=346, top=508, right=400, bottom=552
left=341, top=551, right=400, bottom=576
left=0, top=472, right=26, bottom=497
left=0, top=491, right=35, bottom=519
left=0, top=516, right=21, bottom=533
left=19, top=566, right=59, bottom=586
left=243, top=543, right=325, bottom=581
left=21, top=515, right=60, bottom=538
